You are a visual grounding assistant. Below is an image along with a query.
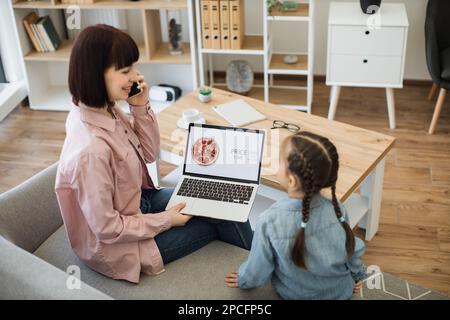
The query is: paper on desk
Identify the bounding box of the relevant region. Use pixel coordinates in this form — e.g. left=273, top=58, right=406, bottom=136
left=212, top=99, right=266, bottom=127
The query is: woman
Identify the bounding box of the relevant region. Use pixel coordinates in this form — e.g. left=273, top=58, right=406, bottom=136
left=55, top=25, right=253, bottom=284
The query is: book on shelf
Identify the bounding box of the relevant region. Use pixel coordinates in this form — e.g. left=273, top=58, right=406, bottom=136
left=23, top=14, right=62, bottom=53
left=32, top=17, right=49, bottom=52
left=22, top=12, right=43, bottom=52
left=38, top=15, right=62, bottom=52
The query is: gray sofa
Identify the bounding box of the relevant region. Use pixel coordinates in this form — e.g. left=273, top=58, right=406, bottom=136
left=0, top=163, right=279, bottom=300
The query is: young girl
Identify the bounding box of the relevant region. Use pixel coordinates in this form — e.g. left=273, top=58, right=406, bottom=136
left=225, top=131, right=367, bottom=299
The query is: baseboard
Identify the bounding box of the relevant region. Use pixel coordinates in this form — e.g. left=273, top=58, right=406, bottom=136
left=211, top=71, right=433, bottom=87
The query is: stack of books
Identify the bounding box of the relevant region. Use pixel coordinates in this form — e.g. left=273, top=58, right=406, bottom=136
left=23, top=12, right=62, bottom=53
left=200, top=0, right=245, bottom=50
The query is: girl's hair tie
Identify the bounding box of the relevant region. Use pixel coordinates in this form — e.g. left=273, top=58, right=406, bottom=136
left=339, top=216, right=345, bottom=223
left=300, top=221, right=307, bottom=229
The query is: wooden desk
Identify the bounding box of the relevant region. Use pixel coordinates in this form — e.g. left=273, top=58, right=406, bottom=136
left=155, top=88, right=395, bottom=240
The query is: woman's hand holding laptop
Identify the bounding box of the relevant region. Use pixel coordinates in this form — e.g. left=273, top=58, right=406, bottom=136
left=165, top=202, right=193, bottom=226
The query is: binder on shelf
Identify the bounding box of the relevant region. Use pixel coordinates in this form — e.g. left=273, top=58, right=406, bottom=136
left=219, top=0, right=231, bottom=49
left=23, top=12, right=42, bottom=53
left=209, top=0, right=221, bottom=49
left=200, top=0, right=212, bottom=49
left=230, top=0, right=244, bottom=50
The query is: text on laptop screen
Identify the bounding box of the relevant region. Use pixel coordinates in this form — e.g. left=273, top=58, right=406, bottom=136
left=184, top=125, right=265, bottom=183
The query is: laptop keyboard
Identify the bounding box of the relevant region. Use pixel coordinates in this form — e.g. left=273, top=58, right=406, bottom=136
left=176, top=178, right=254, bottom=204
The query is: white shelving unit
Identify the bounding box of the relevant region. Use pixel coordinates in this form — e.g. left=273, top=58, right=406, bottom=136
left=10, top=0, right=199, bottom=112
left=1, top=1, right=27, bottom=122
left=196, top=0, right=314, bottom=113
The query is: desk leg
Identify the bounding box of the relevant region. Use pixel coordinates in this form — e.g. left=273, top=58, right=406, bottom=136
left=358, top=158, right=386, bottom=241
left=328, top=85, right=341, bottom=120
left=386, top=88, right=396, bottom=129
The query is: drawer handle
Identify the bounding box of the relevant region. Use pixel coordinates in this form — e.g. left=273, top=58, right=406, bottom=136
left=365, top=30, right=370, bottom=35
left=363, top=59, right=368, bottom=63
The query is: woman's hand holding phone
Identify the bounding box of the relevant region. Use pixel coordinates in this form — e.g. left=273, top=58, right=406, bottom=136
left=126, top=71, right=149, bottom=106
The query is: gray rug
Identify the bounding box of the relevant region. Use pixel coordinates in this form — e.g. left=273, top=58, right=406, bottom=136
left=353, top=272, right=448, bottom=300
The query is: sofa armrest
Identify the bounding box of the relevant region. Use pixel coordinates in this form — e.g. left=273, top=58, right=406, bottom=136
left=0, top=163, right=63, bottom=253
left=0, top=236, right=112, bottom=300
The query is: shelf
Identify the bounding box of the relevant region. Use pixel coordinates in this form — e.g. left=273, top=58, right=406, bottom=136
left=24, top=40, right=189, bottom=64
left=13, top=0, right=188, bottom=10
left=343, top=193, right=369, bottom=229
left=25, top=39, right=147, bottom=63
left=30, top=85, right=71, bottom=111
left=24, top=39, right=74, bottom=62
left=201, top=35, right=264, bottom=55
left=148, top=42, right=191, bottom=64
left=267, top=3, right=310, bottom=21
left=212, top=84, right=308, bottom=111
left=266, top=87, right=307, bottom=111
left=268, top=53, right=308, bottom=75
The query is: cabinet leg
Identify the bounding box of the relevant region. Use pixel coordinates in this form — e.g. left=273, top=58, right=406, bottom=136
left=428, top=88, right=447, bottom=134
left=328, top=86, right=341, bottom=120
left=427, top=83, right=438, bottom=101
left=386, top=88, right=396, bottom=129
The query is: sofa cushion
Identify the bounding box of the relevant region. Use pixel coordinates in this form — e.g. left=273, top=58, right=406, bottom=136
left=0, top=163, right=63, bottom=253
left=34, top=226, right=280, bottom=300
left=0, top=236, right=111, bottom=300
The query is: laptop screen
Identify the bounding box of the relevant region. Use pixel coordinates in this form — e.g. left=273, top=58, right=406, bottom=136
left=183, top=124, right=265, bottom=184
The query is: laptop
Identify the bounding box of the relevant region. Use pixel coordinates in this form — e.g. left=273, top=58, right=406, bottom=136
left=165, top=123, right=265, bottom=222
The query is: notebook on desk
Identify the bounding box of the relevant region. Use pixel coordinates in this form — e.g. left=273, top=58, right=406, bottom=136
left=212, top=99, right=266, bottom=127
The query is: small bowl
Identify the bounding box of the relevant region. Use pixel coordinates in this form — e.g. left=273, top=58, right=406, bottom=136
left=283, top=54, right=298, bottom=64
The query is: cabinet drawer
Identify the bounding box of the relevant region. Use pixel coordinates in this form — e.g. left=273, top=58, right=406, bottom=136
left=328, top=54, right=402, bottom=86
left=330, top=26, right=405, bottom=56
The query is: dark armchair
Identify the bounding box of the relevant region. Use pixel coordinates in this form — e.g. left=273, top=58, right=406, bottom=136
left=425, top=0, right=450, bottom=134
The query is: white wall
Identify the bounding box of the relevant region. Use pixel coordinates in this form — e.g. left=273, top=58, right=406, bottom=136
left=211, top=0, right=430, bottom=80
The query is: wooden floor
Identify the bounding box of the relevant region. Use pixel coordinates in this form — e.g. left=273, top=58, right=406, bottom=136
left=1, top=80, right=449, bottom=296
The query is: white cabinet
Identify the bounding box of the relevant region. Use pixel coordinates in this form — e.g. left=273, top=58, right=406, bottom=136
left=326, top=2, right=409, bottom=129
left=329, top=55, right=402, bottom=86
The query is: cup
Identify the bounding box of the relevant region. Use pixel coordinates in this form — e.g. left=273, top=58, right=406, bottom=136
left=182, top=108, right=202, bottom=125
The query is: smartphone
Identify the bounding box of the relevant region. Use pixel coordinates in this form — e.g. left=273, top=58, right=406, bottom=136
left=128, top=82, right=143, bottom=98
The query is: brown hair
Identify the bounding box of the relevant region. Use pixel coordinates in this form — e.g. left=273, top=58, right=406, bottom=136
left=68, top=24, right=139, bottom=108
left=283, top=132, right=355, bottom=269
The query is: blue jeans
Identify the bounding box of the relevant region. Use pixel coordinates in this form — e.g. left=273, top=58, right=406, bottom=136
left=140, top=188, right=253, bottom=264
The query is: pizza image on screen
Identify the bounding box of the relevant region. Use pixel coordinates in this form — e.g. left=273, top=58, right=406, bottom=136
left=192, top=137, right=219, bottom=166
